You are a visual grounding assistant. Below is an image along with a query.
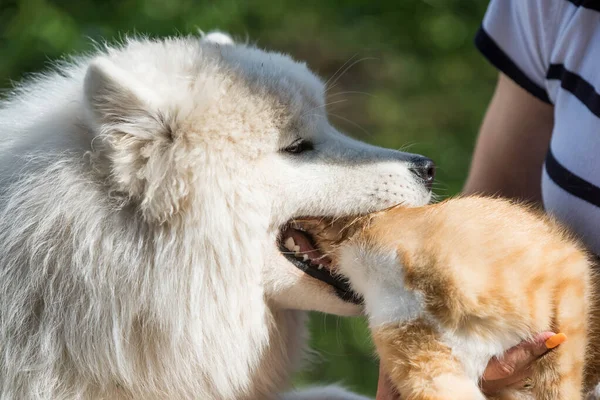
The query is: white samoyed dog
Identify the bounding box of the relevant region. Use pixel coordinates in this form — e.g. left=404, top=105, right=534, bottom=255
left=0, top=32, right=434, bottom=399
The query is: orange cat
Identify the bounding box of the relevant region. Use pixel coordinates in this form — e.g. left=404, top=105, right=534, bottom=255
left=299, top=197, right=600, bottom=400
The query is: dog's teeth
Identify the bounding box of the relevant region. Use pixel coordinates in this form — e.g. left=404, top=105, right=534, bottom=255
left=293, top=245, right=300, bottom=253
left=284, top=237, right=296, bottom=251
left=318, top=264, right=324, bottom=270
left=302, top=254, right=309, bottom=261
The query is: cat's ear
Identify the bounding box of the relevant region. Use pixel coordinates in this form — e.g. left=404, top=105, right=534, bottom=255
left=84, top=58, right=188, bottom=223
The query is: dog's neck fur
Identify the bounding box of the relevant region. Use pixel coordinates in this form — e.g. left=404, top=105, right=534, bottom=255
left=0, top=150, right=306, bottom=398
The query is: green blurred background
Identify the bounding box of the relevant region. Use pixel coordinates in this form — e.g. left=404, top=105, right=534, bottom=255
left=0, top=0, right=497, bottom=396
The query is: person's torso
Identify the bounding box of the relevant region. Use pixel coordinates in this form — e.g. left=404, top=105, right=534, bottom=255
left=541, top=3, right=600, bottom=255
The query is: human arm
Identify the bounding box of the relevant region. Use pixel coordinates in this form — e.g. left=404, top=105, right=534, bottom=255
left=463, top=73, right=554, bottom=203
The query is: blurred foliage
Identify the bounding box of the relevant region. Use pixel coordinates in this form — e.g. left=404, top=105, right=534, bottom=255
left=0, top=0, right=498, bottom=396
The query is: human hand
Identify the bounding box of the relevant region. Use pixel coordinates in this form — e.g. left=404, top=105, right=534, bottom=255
left=375, top=332, right=563, bottom=399
left=375, top=363, right=399, bottom=400
left=480, top=332, right=559, bottom=395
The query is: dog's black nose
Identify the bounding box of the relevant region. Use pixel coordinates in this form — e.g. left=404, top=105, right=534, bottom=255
left=409, top=157, right=435, bottom=188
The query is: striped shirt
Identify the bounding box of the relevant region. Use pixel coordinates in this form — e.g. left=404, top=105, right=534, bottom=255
left=476, top=0, right=600, bottom=255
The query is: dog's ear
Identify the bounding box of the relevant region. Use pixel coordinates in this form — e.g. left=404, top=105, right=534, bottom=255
left=84, top=57, right=161, bottom=126
left=200, top=30, right=235, bottom=46
left=84, top=58, right=190, bottom=223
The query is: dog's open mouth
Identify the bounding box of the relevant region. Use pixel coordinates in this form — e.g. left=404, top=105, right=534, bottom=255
left=278, top=217, right=364, bottom=304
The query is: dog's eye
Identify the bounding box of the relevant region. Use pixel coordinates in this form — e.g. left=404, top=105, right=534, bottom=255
left=283, top=139, right=314, bottom=155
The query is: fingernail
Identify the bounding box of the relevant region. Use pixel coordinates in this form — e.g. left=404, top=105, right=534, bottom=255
left=545, top=333, right=567, bottom=349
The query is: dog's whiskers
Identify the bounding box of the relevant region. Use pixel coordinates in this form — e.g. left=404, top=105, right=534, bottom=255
left=395, top=142, right=419, bottom=152
left=328, top=113, right=372, bottom=137
left=327, top=90, right=375, bottom=98
left=300, top=99, right=348, bottom=118
left=323, top=53, right=358, bottom=93
left=324, top=56, right=377, bottom=94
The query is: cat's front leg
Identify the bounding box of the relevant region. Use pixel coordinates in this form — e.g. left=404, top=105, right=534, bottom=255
left=372, top=319, right=486, bottom=400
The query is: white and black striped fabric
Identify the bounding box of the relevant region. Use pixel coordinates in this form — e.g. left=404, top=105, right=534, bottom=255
left=476, top=0, right=600, bottom=255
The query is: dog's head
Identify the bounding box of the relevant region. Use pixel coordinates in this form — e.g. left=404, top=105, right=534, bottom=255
left=82, top=32, right=434, bottom=316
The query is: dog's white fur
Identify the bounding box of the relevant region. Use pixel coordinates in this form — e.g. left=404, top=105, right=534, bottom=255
left=0, top=32, right=431, bottom=399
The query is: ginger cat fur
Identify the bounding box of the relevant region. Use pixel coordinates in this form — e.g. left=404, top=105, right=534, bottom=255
left=304, top=196, right=600, bottom=400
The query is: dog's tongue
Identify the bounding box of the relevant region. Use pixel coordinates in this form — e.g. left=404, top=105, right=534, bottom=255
left=282, top=227, right=331, bottom=267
